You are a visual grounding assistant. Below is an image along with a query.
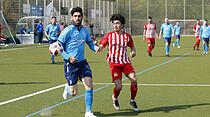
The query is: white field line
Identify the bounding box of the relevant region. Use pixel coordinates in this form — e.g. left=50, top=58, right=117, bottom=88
left=79, top=83, right=210, bottom=87
left=0, top=45, right=48, bottom=52
left=0, top=84, right=67, bottom=106
left=1, top=82, right=210, bottom=106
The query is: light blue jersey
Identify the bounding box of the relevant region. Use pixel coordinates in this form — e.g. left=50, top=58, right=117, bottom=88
left=46, top=24, right=61, bottom=40
left=174, top=25, right=181, bottom=36
left=199, top=25, right=210, bottom=39
left=161, top=23, right=174, bottom=38
left=58, top=24, right=97, bottom=62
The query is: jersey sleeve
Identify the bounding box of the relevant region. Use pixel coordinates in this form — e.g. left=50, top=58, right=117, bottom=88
left=193, top=24, right=197, bottom=30
left=57, top=28, right=72, bottom=61
left=144, top=23, right=147, bottom=30
left=199, top=26, right=203, bottom=38
left=161, top=24, right=164, bottom=31
left=86, top=30, right=97, bottom=52
left=128, top=34, right=134, bottom=48
left=57, top=25, right=61, bottom=32
left=100, top=33, right=109, bottom=48
left=46, top=25, right=49, bottom=33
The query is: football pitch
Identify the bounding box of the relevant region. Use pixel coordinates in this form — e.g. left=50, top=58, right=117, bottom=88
left=0, top=36, right=210, bottom=117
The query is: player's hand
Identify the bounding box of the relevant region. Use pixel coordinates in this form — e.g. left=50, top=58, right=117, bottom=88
left=143, top=36, right=146, bottom=41
left=159, top=36, right=161, bottom=40
left=69, top=56, right=78, bottom=64
left=47, top=35, right=50, bottom=39
left=130, top=51, right=136, bottom=58
left=95, top=46, right=102, bottom=54
left=56, top=33, right=60, bottom=36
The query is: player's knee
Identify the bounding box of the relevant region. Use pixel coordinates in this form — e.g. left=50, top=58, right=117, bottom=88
left=70, top=91, right=77, bottom=96
left=115, top=84, right=122, bottom=91
left=85, top=84, right=93, bottom=90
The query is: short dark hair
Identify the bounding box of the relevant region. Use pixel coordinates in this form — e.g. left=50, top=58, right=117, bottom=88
left=52, top=17, right=56, bottom=19
left=110, top=14, right=125, bottom=24
left=204, top=19, right=208, bottom=22
left=71, top=7, right=83, bottom=16
left=148, top=16, right=152, bottom=19
left=197, top=19, right=200, bottom=21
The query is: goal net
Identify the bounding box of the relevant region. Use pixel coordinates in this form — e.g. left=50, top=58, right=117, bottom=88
left=0, top=11, right=16, bottom=46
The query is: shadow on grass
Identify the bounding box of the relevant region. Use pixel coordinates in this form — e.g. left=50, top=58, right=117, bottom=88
left=95, top=103, right=210, bottom=116
left=0, top=82, right=50, bottom=85
left=33, top=61, right=65, bottom=65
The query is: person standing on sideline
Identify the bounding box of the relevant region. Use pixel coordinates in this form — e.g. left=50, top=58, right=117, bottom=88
left=36, top=20, right=44, bottom=44
left=89, top=21, right=94, bottom=36
left=45, top=17, right=61, bottom=64
left=159, top=18, right=174, bottom=57
left=58, top=7, right=100, bottom=117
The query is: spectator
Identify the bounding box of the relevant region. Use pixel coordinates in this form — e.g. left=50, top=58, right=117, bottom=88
left=0, top=24, right=3, bottom=40
left=89, top=21, right=94, bottom=36
left=28, top=25, right=32, bottom=34
left=60, top=22, right=64, bottom=31
left=36, top=20, right=44, bottom=44
left=20, top=25, right=27, bottom=34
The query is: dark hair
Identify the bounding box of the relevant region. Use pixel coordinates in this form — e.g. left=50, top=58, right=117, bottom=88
left=52, top=17, right=56, bottom=19
left=197, top=19, right=200, bottom=21
left=110, top=14, right=125, bottom=24
left=71, top=7, right=83, bottom=16
left=204, top=19, right=208, bottom=22
left=148, top=16, right=152, bottom=19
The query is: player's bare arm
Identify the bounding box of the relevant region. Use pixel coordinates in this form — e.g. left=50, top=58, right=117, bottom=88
left=155, top=31, right=159, bottom=39
left=44, top=31, right=50, bottom=39
left=143, top=30, right=146, bottom=40
left=159, top=30, right=162, bottom=39
left=130, top=46, right=136, bottom=58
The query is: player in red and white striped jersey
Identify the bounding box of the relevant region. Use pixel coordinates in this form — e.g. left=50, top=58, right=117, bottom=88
left=193, top=19, right=201, bottom=50
left=143, top=16, right=159, bottom=57
left=99, top=14, right=139, bottom=111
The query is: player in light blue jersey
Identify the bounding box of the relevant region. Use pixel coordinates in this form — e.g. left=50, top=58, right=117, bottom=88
left=199, top=20, right=210, bottom=55
left=58, top=7, right=100, bottom=117
left=45, top=17, right=61, bottom=64
left=173, top=21, right=182, bottom=48
left=159, top=18, right=174, bottom=57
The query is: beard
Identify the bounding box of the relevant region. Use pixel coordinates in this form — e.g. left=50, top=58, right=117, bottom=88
left=73, top=20, right=82, bottom=26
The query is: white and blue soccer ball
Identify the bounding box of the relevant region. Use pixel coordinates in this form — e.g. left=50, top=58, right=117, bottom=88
left=49, top=42, right=63, bottom=56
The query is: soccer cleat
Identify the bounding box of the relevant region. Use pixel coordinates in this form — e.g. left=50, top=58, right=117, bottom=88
left=206, top=52, right=208, bottom=55
left=85, top=112, right=97, bottom=117
left=166, top=54, right=170, bottom=57
left=147, top=50, right=152, bottom=57
left=173, top=43, right=175, bottom=47
left=178, top=46, right=180, bottom=48
left=130, top=100, right=139, bottom=111
left=63, top=84, right=69, bottom=100
left=52, top=61, right=55, bottom=64
left=203, top=52, right=206, bottom=55
left=112, top=95, right=120, bottom=110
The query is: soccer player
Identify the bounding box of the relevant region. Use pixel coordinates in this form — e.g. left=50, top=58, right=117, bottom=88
left=159, top=18, right=174, bottom=57
left=99, top=14, right=139, bottom=111
left=199, top=20, right=210, bottom=55
left=45, top=17, right=61, bottom=64
left=58, top=7, right=100, bottom=117
left=193, top=19, right=201, bottom=50
left=173, top=21, right=182, bottom=48
left=143, top=16, right=158, bottom=57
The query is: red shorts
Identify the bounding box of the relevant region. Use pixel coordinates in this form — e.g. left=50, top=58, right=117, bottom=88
left=109, top=62, right=135, bottom=82
left=147, top=38, right=155, bottom=45
left=196, top=36, right=200, bottom=41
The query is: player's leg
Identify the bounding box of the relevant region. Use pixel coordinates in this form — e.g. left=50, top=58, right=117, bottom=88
left=151, top=38, right=155, bottom=50
left=63, top=62, right=79, bottom=99
left=123, top=63, right=139, bottom=111
left=206, top=38, right=209, bottom=54
left=147, top=38, right=152, bottom=57
left=109, top=63, right=122, bottom=110
left=49, top=40, right=55, bottom=64
left=203, top=39, right=206, bottom=55
left=79, top=60, right=96, bottom=117
left=177, top=35, right=181, bottom=48
left=164, top=38, right=170, bottom=57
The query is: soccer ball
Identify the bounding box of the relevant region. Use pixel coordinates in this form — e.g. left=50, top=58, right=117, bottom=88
left=49, top=42, right=63, bottom=56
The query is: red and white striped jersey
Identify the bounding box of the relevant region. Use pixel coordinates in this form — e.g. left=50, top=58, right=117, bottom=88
left=100, top=31, right=134, bottom=64
left=193, top=24, right=201, bottom=36
left=144, top=22, right=156, bottom=38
